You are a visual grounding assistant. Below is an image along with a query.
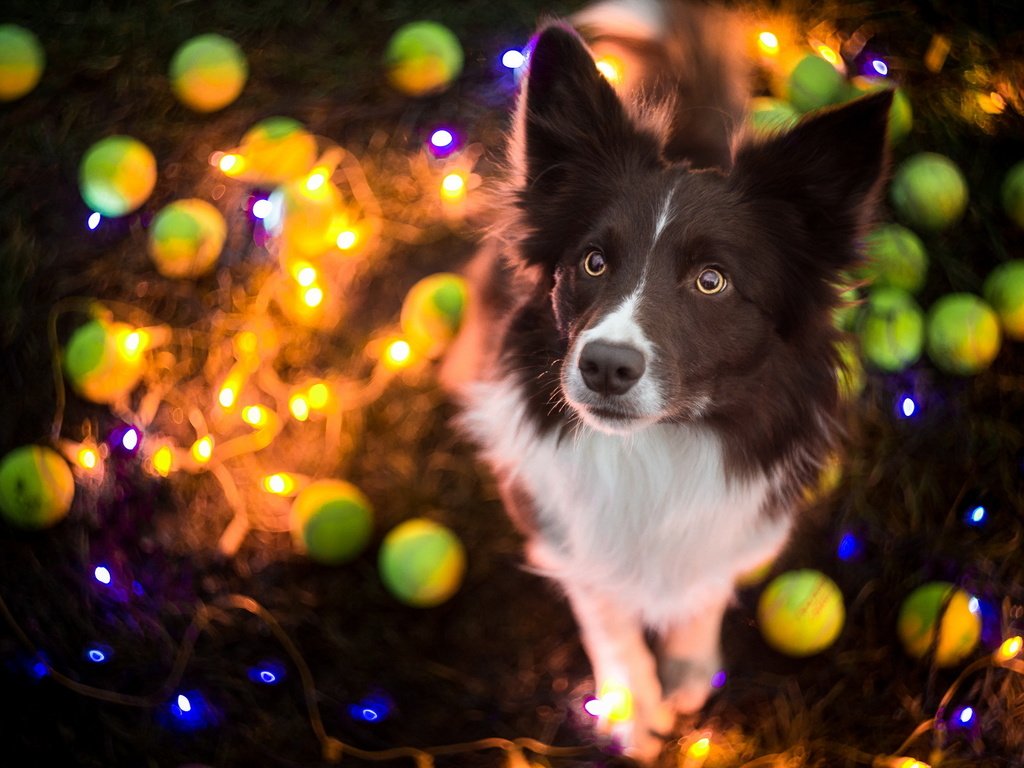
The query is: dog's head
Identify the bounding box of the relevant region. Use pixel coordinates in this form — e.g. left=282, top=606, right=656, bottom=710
left=508, top=24, right=890, bottom=441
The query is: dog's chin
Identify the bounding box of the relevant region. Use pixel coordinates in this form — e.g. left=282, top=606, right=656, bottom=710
left=573, top=402, right=660, bottom=436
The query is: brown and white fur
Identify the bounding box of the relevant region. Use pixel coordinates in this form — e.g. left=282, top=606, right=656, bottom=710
left=442, top=1, right=891, bottom=761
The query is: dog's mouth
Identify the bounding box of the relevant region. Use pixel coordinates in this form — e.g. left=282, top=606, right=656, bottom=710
left=575, top=402, right=659, bottom=435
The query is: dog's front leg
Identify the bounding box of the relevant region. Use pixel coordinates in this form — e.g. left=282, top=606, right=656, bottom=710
left=565, top=583, right=674, bottom=763
left=658, top=593, right=729, bottom=716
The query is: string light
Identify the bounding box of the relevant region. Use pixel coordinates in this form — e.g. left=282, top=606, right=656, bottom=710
left=218, top=153, right=243, bottom=175
left=85, top=645, right=111, bottom=664
left=87, top=211, right=101, bottom=230
left=336, top=229, right=358, bottom=250
left=964, top=504, right=987, bottom=526
left=757, top=31, right=780, bottom=56
left=120, top=426, right=141, bottom=452
left=897, top=394, right=918, bottom=418
left=251, top=198, right=272, bottom=219
left=816, top=44, right=840, bottom=66
left=384, top=338, right=413, bottom=370
left=594, top=55, right=622, bottom=85
left=440, top=172, right=466, bottom=201
left=302, top=285, right=324, bottom=308
left=241, top=405, right=268, bottom=427
left=93, top=565, right=112, bottom=585
left=996, top=635, right=1023, bottom=662
left=289, top=393, right=310, bottom=422
left=262, top=473, right=295, bottom=495
left=501, top=48, right=525, bottom=69
left=152, top=445, right=174, bottom=477
left=248, top=661, right=285, bottom=685
left=191, top=435, right=214, bottom=464
left=76, top=445, right=99, bottom=470
left=306, top=382, right=330, bottom=410
left=871, top=58, right=889, bottom=76
left=305, top=168, right=328, bottom=192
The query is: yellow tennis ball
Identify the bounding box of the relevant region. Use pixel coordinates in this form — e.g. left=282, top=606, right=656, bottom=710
left=757, top=569, right=845, bottom=656
left=890, top=152, right=968, bottom=232
left=400, top=273, right=468, bottom=359
left=64, top=318, right=146, bottom=404
left=169, top=33, right=248, bottom=112
left=236, top=117, right=318, bottom=186
left=897, top=582, right=981, bottom=667
left=0, top=24, right=44, bottom=101
left=983, top=260, right=1024, bottom=341
left=148, top=199, right=227, bottom=278
left=79, top=136, right=157, bottom=217
left=379, top=518, right=466, bottom=607
left=926, top=293, right=1001, bottom=375
left=385, top=21, right=464, bottom=97
left=0, top=445, right=74, bottom=529
left=291, top=480, right=373, bottom=565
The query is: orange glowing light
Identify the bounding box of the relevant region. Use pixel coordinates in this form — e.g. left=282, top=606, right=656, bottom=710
left=241, top=405, right=268, bottom=427
left=262, top=473, right=295, bottom=495
left=302, top=286, right=324, bottom=308
left=384, top=338, right=413, bottom=370
left=596, top=680, right=633, bottom=723
left=595, top=55, right=623, bottom=85
left=816, top=44, right=840, bottom=66
left=77, top=447, right=99, bottom=470
left=978, top=91, right=1007, bottom=115
left=293, top=263, right=318, bottom=287
left=336, top=229, right=358, bottom=250
left=191, top=435, right=214, bottom=463
left=896, top=760, right=930, bottom=768
left=219, top=153, right=243, bottom=175
left=121, top=330, right=143, bottom=357
left=218, top=385, right=237, bottom=408
left=289, top=394, right=310, bottom=421
left=757, top=31, right=780, bottom=56
left=152, top=445, right=173, bottom=477
left=307, top=382, right=330, bottom=410
left=441, top=173, right=466, bottom=201
left=305, top=168, right=328, bottom=192
left=997, top=635, right=1023, bottom=662
left=688, top=737, right=711, bottom=760
left=235, top=330, right=258, bottom=357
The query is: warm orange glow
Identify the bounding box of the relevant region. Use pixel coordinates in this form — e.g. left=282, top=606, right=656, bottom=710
left=307, top=382, right=330, bottom=410
left=979, top=91, right=1007, bottom=115
left=302, top=286, right=324, bottom=308
left=218, top=385, right=237, bottom=408
left=77, top=447, right=98, bottom=470
left=596, top=680, right=633, bottom=723
left=896, top=760, right=930, bottom=768
left=336, top=229, right=358, bottom=250
left=384, top=338, right=413, bottom=370
left=688, top=737, right=711, bottom=760
left=594, top=55, right=622, bottom=85
left=293, top=263, right=318, bottom=287
left=262, top=473, right=295, bottom=495
left=235, top=330, right=258, bottom=357
left=997, top=635, right=1023, bottom=662
left=440, top=172, right=466, bottom=201
left=305, top=168, right=328, bottom=192
left=121, top=330, right=143, bottom=357
left=152, top=445, right=173, bottom=477
left=289, top=394, right=310, bottom=421
left=757, top=31, right=780, bottom=56
left=241, top=405, right=268, bottom=427
left=219, top=153, right=244, bottom=175
left=191, top=435, right=214, bottom=463
left=817, top=44, right=840, bottom=66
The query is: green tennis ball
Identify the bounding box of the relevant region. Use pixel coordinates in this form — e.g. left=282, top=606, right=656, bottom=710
left=64, top=318, right=146, bottom=403
left=385, top=21, right=463, bottom=97
left=983, top=260, right=1024, bottom=340
left=856, top=287, right=924, bottom=372
left=757, top=569, right=845, bottom=657
left=0, top=445, right=74, bottom=529
left=1001, top=161, right=1024, bottom=229
left=748, top=97, right=799, bottom=135
left=897, top=582, right=981, bottom=667
left=379, top=518, right=466, bottom=607
left=400, top=273, right=468, bottom=358
left=926, top=293, right=1001, bottom=375
left=79, top=136, right=157, bottom=217
left=0, top=24, right=44, bottom=101
left=858, top=223, right=929, bottom=294
left=169, top=33, right=248, bottom=112
left=290, top=480, right=373, bottom=565
left=236, top=116, right=318, bottom=185
left=149, top=199, right=227, bottom=279
left=786, top=54, right=844, bottom=113
left=890, top=152, right=968, bottom=232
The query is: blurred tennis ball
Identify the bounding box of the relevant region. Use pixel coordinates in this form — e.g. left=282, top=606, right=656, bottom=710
left=748, top=97, right=799, bottom=135
left=400, top=273, right=468, bottom=359
left=385, top=21, right=463, bottom=96
left=64, top=317, right=146, bottom=404
left=786, top=54, right=844, bottom=113
left=291, top=480, right=373, bottom=565
left=79, top=136, right=157, bottom=217
left=890, top=152, right=968, bottom=232
left=0, top=24, right=44, bottom=101
left=0, top=445, right=74, bottom=529
left=897, top=582, right=981, bottom=667
left=926, top=293, right=1001, bottom=375
left=234, top=116, right=318, bottom=186
left=856, top=287, right=924, bottom=372
left=169, top=33, right=248, bottom=112
left=758, top=569, right=845, bottom=656
left=983, top=260, right=1024, bottom=340
left=1001, top=160, right=1024, bottom=229
left=858, top=223, right=929, bottom=294
left=148, top=199, right=227, bottom=279
left=379, top=518, right=466, bottom=607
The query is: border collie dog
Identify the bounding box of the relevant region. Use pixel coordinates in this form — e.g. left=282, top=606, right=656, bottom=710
left=444, top=1, right=890, bottom=760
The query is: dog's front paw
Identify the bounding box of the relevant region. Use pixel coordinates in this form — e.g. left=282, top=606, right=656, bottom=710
left=657, top=656, right=719, bottom=715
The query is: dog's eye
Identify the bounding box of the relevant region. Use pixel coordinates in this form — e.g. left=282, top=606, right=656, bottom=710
left=583, top=250, right=607, bottom=277
left=695, top=267, right=727, bottom=295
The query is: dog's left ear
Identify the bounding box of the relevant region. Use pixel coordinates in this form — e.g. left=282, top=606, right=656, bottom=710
left=729, top=90, right=893, bottom=272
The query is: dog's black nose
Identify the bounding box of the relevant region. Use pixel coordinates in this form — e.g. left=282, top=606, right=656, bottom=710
left=578, top=341, right=646, bottom=396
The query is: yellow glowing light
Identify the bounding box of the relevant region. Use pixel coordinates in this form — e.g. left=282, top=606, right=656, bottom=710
left=191, top=435, right=214, bottom=463
left=336, top=229, right=358, bottom=250
left=302, top=286, right=324, bottom=308
left=757, top=31, right=780, bottom=56
left=441, top=173, right=466, bottom=201
left=289, top=394, right=310, bottom=421
left=997, top=635, right=1023, bottom=662
left=384, top=338, right=413, bottom=370
left=817, top=44, right=840, bottom=66
left=121, top=330, right=143, bottom=357
left=218, top=385, right=238, bottom=408
left=77, top=447, right=98, bottom=470
left=293, top=264, right=318, bottom=287
left=235, top=330, right=258, bottom=357
left=595, top=55, right=622, bottom=85
left=688, top=737, right=712, bottom=760
left=896, top=760, right=930, bottom=768
left=305, top=168, right=328, bottom=192
left=152, top=445, right=173, bottom=477
left=307, top=382, right=330, bottom=410
left=978, top=91, right=1007, bottom=115
left=262, top=473, right=295, bottom=495
left=596, top=680, right=633, bottom=723
left=241, top=404, right=268, bottom=427
left=219, top=153, right=243, bottom=175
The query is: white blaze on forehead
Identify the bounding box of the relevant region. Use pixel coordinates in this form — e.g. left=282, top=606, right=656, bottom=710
left=652, top=184, right=677, bottom=247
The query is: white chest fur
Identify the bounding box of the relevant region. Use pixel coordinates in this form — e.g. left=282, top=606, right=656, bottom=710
left=460, top=377, right=794, bottom=629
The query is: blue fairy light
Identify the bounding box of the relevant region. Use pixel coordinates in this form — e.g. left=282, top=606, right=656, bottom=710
left=710, top=669, right=727, bottom=689
left=964, top=504, right=987, bottom=527
left=897, top=394, right=918, bottom=419
left=163, top=690, right=213, bottom=731
left=248, top=660, right=286, bottom=686
left=501, top=48, right=526, bottom=69
left=87, top=212, right=102, bottom=230
left=94, top=565, right=112, bottom=585
left=349, top=693, right=392, bottom=723
left=957, top=706, right=975, bottom=725
left=837, top=532, right=863, bottom=561
left=871, top=58, right=889, bottom=76
left=85, top=645, right=112, bottom=664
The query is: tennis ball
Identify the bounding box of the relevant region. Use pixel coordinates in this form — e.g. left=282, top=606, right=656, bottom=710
left=786, top=54, right=844, bottom=113
left=858, top=223, right=929, bottom=294
left=385, top=21, right=464, bottom=97
left=169, top=33, right=248, bottom=112
left=148, top=199, right=227, bottom=279
left=757, top=569, right=845, bottom=656
left=897, top=582, right=981, bottom=667
left=79, top=136, right=157, bottom=217
left=379, top=518, right=466, bottom=607
left=1001, top=161, right=1024, bottom=229
left=983, top=260, right=1024, bottom=340
left=64, top=317, right=146, bottom=404
left=856, top=287, right=924, bottom=372
left=748, top=97, right=799, bottom=135
left=400, top=273, right=468, bottom=359
left=926, top=293, right=1001, bottom=375
left=290, top=480, right=373, bottom=565
left=236, top=117, right=318, bottom=186
left=0, top=445, right=74, bottom=529
left=0, top=24, right=44, bottom=101
left=890, top=153, right=968, bottom=232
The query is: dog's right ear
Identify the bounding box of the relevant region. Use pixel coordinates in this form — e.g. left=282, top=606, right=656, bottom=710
left=512, top=24, right=662, bottom=267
